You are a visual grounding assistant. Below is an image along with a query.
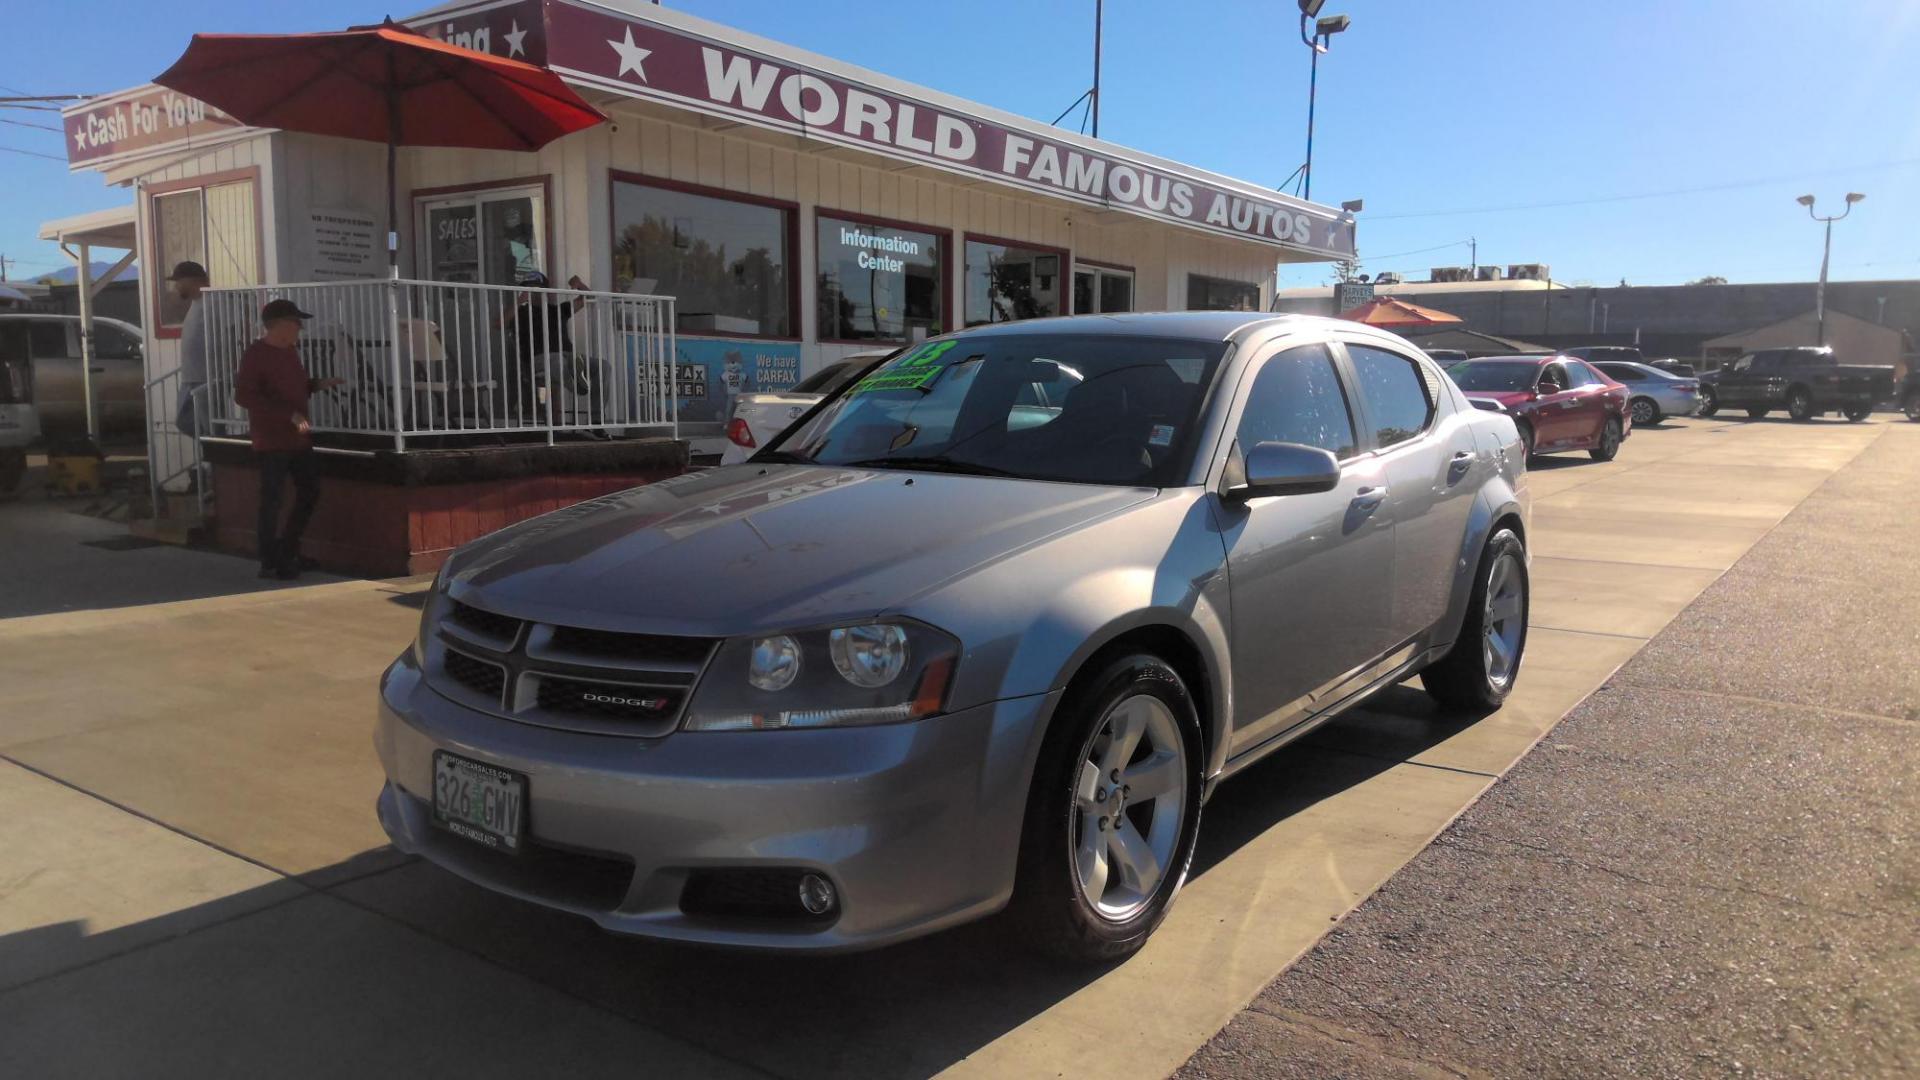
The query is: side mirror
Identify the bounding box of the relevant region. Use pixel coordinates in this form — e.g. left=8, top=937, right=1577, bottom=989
left=1228, top=441, right=1341, bottom=501
left=1537, top=380, right=1563, bottom=396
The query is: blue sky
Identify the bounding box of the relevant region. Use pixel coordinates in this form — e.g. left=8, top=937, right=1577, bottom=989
left=3, top=0, right=1917, bottom=288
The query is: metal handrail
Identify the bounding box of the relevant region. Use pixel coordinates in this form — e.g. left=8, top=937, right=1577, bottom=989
left=196, top=278, right=679, bottom=451
left=142, top=368, right=209, bottom=519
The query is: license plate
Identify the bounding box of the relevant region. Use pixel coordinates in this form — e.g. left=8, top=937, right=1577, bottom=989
left=431, top=751, right=527, bottom=853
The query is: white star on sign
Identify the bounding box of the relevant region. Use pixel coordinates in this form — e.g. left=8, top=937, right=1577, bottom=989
left=503, top=20, right=528, bottom=58
left=609, top=27, right=652, bottom=82
left=74, top=129, right=88, bottom=150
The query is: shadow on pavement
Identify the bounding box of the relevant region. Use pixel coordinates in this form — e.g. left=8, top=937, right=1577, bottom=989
left=0, top=690, right=1476, bottom=1079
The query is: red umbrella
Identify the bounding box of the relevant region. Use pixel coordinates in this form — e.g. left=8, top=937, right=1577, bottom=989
left=156, top=20, right=605, bottom=275
left=1337, top=297, right=1464, bottom=327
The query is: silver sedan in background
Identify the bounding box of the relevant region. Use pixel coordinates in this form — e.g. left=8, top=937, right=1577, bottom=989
left=1593, top=359, right=1702, bottom=424
left=376, top=313, right=1530, bottom=962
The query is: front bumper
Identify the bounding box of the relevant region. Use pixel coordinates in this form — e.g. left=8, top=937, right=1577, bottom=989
left=375, top=653, right=1057, bottom=951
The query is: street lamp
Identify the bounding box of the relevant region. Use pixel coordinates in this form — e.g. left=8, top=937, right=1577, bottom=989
left=1284, top=0, right=1351, bottom=202
left=1798, top=192, right=1864, bottom=346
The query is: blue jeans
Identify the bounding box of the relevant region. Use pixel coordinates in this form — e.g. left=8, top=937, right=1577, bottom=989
left=176, top=381, right=206, bottom=438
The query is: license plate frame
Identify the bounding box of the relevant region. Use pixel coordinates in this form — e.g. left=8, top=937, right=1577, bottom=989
left=430, top=750, right=528, bottom=854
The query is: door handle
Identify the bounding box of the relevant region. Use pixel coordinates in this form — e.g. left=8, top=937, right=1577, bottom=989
left=1350, top=485, right=1389, bottom=509
left=1450, top=450, right=1475, bottom=463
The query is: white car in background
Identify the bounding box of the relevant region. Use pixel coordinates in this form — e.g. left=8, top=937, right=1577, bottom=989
left=720, top=350, right=891, bottom=465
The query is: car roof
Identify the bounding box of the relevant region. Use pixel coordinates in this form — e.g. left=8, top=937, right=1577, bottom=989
left=0, top=312, right=141, bottom=332
left=1464, top=354, right=1553, bottom=365
left=951, top=310, right=1310, bottom=343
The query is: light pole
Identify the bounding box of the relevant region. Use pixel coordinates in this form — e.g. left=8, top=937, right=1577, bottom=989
left=1797, top=192, right=1863, bottom=346
left=1284, top=0, right=1350, bottom=202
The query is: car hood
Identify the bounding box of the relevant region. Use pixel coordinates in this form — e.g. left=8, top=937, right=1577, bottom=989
left=445, top=464, right=1158, bottom=636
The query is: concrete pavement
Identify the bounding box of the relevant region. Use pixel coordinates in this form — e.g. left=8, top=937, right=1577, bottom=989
left=0, top=413, right=1901, bottom=1077
left=1177, top=417, right=1919, bottom=1079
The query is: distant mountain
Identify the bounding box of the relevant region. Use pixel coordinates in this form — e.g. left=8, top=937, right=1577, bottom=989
left=31, top=261, right=140, bottom=285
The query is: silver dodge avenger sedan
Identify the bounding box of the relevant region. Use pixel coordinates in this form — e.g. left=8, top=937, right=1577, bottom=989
left=376, top=312, right=1530, bottom=961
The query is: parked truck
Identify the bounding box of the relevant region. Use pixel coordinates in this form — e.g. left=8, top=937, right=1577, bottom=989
left=1901, top=370, right=1920, bottom=422
left=1698, top=346, right=1895, bottom=422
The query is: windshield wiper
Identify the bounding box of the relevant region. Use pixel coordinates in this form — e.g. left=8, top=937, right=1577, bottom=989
left=840, top=456, right=1024, bottom=478
left=750, top=449, right=816, bottom=465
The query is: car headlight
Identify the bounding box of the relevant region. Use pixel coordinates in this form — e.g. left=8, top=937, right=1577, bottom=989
left=683, top=620, right=959, bottom=731
left=412, top=559, right=456, bottom=663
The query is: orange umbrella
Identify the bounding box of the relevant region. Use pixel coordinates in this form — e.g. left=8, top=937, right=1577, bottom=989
left=1337, top=297, right=1464, bottom=327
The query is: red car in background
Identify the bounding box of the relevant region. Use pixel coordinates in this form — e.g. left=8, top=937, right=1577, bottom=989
left=1446, top=355, right=1631, bottom=461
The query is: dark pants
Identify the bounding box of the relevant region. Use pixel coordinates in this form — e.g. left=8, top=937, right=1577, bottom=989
left=257, top=450, right=321, bottom=569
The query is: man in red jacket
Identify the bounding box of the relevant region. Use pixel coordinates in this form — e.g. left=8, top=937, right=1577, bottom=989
left=234, top=299, right=344, bottom=579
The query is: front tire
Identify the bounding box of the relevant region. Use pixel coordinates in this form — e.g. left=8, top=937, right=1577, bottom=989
left=1009, top=653, right=1204, bottom=963
left=1843, top=405, right=1872, bottom=422
left=1629, top=397, right=1659, bottom=426
left=1516, top=419, right=1535, bottom=459
left=1787, top=387, right=1814, bottom=421
left=1424, top=528, right=1529, bottom=713
left=1588, top=417, right=1622, bottom=461
left=1698, top=386, right=1720, bottom=416
left=1746, top=406, right=1770, bottom=419
left=1905, top=394, right=1920, bottom=422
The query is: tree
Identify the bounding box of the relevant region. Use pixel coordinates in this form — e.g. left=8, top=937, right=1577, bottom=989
left=1689, top=275, right=1728, bottom=286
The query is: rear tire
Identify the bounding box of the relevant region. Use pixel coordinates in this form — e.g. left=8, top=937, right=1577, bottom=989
left=1787, top=387, right=1814, bottom=421
left=1009, top=653, right=1204, bottom=963
left=1905, top=394, right=1920, bottom=422
left=1698, top=386, right=1720, bottom=416
left=1745, top=406, right=1770, bottom=419
left=1843, top=405, right=1871, bottom=423
left=1424, top=528, right=1529, bottom=713
left=1588, top=417, right=1622, bottom=461
left=1629, top=397, right=1659, bottom=426
left=1516, top=419, right=1535, bottom=459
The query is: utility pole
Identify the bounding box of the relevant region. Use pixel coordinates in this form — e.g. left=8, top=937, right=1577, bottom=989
left=1091, top=0, right=1102, bottom=139
left=0, top=254, right=13, bottom=282
left=1797, top=192, right=1864, bottom=347
left=1469, top=237, right=1476, bottom=278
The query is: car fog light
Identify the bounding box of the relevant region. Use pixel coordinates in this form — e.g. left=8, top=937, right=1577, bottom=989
left=829, top=624, right=909, bottom=687
left=748, top=635, right=801, bottom=691
left=798, top=872, right=837, bottom=915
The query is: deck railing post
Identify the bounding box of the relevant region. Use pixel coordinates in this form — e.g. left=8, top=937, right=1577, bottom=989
left=387, top=279, right=406, bottom=452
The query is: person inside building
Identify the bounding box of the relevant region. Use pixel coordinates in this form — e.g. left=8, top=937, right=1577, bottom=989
left=168, top=261, right=210, bottom=442
left=233, top=299, right=344, bottom=580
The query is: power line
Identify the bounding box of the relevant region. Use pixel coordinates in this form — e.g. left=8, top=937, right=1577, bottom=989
left=1369, top=156, right=1920, bottom=221
left=1359, top=238, right=1473, bottom=262
left=0, top=115, right=60, bottom=133
left=0, top=143, right=66, bottom=161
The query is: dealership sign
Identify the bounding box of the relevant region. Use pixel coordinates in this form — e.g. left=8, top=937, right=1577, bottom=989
left=543, top=1, right=1355, bottom=258
left=64, top=85, right=249, bottom=169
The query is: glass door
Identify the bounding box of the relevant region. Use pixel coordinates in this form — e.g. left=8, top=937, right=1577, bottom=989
left=418, top=186, right=544, bottom=286
left=1073, top=265, right=1134, bottom=314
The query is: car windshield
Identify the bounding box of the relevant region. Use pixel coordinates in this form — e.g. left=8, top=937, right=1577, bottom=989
left=1448, top=360, right=1540, bottom=392
left=766, top=333, right=1228, bottom=486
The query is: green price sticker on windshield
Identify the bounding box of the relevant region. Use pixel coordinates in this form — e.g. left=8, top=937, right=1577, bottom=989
left=851, top=340, right=959, bottom=395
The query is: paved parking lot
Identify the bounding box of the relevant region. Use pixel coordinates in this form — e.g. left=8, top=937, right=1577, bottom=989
left=0, top=413, right=1908, bottom=1078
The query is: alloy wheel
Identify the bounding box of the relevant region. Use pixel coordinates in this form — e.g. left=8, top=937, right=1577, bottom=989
left=1482, top=551, right=1526, bottom=689
left=1072, top=694, right=1188, bottom=921
left=1630, top=398, right=1656, bottom=425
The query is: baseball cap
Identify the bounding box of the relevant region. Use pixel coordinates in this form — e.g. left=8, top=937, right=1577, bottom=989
left=260, top=298, right=313, bottom=323
left=517, top=269, right=550, bottom=288
left=166, top=260, right=209, bottom=282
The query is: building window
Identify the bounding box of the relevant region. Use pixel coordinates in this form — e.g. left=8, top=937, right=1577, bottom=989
left=149, top=174, right=260, bottom=334
left=417, top=183, right=545, bottom=286
left=965, top=237, right=1065, bottom=326
left=1188, top=274, right=1260, bottom=312
left=612, top=176, right=794, bottom=338
left=1073, top=264, right=1134, bottom=314
left=817, top=213, right=945, bottom=342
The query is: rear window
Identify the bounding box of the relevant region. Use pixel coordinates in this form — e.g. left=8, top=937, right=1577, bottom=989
left=1447, top=361, right=1538, bottom=392
left=791, top=361, right=862, bottom=395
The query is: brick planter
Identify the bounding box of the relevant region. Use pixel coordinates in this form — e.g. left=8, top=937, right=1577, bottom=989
left=205, top=438, right=688, bottom=577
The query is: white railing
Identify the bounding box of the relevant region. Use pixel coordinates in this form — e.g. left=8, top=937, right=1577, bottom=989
left=198, top=279, right=677, bottom=450
left=144, top=367, right=208, bottom=517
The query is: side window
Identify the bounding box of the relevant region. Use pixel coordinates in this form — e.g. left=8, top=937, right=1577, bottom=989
left=1732, top=355, right=1754, bottom=373
left=28, top=321, right=71, bottom=359
left=1347, top=344, right=1437, bottom=450
left=1235, top=344, right=1356, bottom=460
left=94, top=325, right=142, bottom=361
left=1567, top=361, right=1603, bottom=387
left=1541, top=362, right=1570, bottom=389
left=1603, top=364, right=1641, bottom=382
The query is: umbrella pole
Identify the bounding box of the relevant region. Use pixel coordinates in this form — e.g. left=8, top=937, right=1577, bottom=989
left=385, top=69, right=406, bottom=451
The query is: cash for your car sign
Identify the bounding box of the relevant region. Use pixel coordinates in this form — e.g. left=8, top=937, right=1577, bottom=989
left=668, top=339, right=802, bottom=422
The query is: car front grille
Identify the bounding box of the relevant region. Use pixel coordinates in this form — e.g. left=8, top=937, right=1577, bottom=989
left=425, top=596, right=717, bottom=738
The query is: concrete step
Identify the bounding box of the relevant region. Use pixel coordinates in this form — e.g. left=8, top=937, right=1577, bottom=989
left=127, top=514, right=207, bottom=546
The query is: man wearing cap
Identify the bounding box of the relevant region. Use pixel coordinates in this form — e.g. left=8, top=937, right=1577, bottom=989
left=167, top=261, right=210, bottom=441
left=508, top=270, right=592, bottom=420
left=233, top=299, right=344, bottom=579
